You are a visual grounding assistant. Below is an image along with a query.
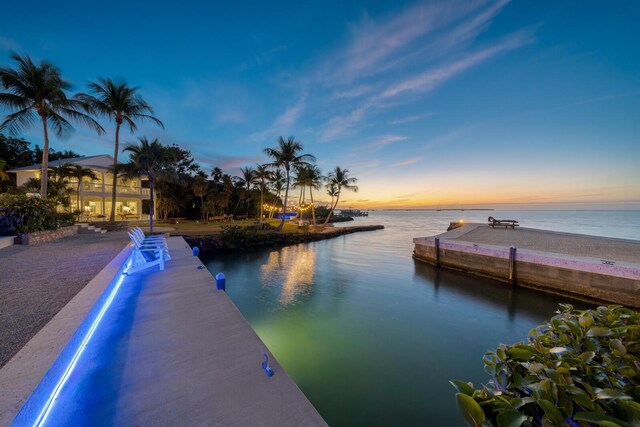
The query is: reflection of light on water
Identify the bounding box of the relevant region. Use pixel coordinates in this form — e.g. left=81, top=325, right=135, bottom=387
left=259, top=245, right=316, bottom=306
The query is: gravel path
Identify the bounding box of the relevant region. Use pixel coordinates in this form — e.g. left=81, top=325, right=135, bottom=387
left=452, top=226, right=640, bottom=264
left=0, top=231, right=129, bottom=368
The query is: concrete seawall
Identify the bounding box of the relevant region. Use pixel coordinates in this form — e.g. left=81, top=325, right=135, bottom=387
left=413, top=224, right=640, bottom=307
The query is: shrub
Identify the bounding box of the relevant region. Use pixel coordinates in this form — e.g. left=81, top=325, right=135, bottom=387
left=0, top=193, right=74, bottom=235
left=452, top=304, right=640, bottom=427
left=219, top=225, right=251, bottom=247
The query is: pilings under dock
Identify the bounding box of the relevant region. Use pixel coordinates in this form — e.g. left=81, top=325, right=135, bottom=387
left=413, top=224, right=640, bottom=307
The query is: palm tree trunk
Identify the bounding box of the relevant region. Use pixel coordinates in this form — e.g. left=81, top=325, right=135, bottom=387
left=109, top=122, right=121, bottom=223
left=259, top=186, right=264, bottom=222
left=310, top=186, right=316, bottom=225
left=40, top=114, right=49, bottom=199
left=269, top=191, right=279, bottom=219
left=149, top=176, right=154, bottom=233
left=277, top=169, right=289, bottom=231
left=76, top=182, right=81, bottom=217
left=323, top=192, right=340, bottom=225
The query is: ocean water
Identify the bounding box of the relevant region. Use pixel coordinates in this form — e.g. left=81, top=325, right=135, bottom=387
left=202, top=210, right=639, bottom=426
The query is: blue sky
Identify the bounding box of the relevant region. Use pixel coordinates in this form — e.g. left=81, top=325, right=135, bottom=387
left=1, top=0, right=639, bottom=208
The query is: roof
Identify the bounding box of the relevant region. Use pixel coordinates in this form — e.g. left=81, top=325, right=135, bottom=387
left=7, top=155, right=119, bottom=173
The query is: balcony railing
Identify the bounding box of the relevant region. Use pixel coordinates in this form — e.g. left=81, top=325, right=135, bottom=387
left=70, top=182, right=150, bottom=195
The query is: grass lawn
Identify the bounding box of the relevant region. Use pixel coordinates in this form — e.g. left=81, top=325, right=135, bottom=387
left=134, top=219, right=308, bottom=235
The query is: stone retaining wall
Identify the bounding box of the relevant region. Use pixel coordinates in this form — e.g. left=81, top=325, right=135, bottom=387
left=18, top=226, right=79, bottom=245
left=413, top=238, right=640, bottom=307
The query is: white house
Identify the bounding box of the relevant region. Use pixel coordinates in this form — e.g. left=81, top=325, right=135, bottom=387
left=8, top=154, right=154, bottom=221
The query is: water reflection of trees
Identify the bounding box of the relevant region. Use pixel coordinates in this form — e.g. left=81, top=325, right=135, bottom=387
left=260, top=245, right=317, bottom=306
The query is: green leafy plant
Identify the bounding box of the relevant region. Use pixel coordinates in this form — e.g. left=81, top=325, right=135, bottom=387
left=451, top=304, right=640, bottom=427
left=0, top=193, right=74, bottom=235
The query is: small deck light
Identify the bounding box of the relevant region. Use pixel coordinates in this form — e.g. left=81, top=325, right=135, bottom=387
left=262, top=353, right=274, bottom=377
left=215, top=272, right=226, bottom=291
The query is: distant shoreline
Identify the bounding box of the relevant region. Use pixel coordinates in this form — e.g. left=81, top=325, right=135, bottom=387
left=375, top=208, right=494, bottom=212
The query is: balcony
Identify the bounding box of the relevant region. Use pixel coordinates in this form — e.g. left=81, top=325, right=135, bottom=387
left=69, top=182, right=150, bottom=196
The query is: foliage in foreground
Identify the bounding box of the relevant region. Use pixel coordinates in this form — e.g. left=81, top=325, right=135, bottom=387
left=0, top=194, right=74, bottom=235
left=452, top=304, right=640, bottom=427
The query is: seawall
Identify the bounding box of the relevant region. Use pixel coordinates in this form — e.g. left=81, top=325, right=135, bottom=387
left=413, top=224, right=640, bottom=307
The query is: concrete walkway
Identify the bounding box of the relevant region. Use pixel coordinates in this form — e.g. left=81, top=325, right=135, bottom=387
left=6, top=237, right=326, bottom=426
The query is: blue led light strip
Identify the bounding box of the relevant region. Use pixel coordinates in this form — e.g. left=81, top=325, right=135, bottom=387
left=33, top=272, right=127, bottom=426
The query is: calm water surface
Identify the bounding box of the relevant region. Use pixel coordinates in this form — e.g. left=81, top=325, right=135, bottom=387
left=203, top=210, right=639, bottom=426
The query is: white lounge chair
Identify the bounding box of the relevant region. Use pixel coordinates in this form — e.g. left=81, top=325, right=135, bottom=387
left=127, top=231, right=170, bottom=256
left=125, top=233, right=171, bottom=274
left=132, top=227, right=166, bottom=243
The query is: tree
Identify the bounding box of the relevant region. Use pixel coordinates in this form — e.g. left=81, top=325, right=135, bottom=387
left=0, top=134, right=33, bottom=168
left=122, top=137, right=169, bottom=233
left=76, top=77, right=163, bottom=222
left=235, top=166, right=256, bottom=217
left=46, top=164, right=74, bottom=209
left=263, top=136, right=315, bottom=231
left=323, top=167, right=358, bottom=225
left=192, top=175, right=209, bottom=221
left=0, top=53, right=104, bottom=198
left=306, top=165, right=324, bottom=225
left=0, top=159, right=9, bottom=181
left=39, top=147, right=80, bottom=161
left=66, top=164, right=98, bottom=213
left=211, top=166, right=223, bottom=184
left=268, top=168, right=285, bottom=219
left=254, top=164, right=273, bottom=222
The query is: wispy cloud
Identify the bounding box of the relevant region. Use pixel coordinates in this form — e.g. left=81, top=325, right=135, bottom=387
left=381, top=31, right=532, bottom=99
left=197, top=155, right=263, bottom=171
left=322, top=102, right=371, bottom=140
left=250, top=98, right=306, bottom=141
left=347, top=160, right=381, bottom=169
left=317, top=2, right=532, bottom=140
left=371, top=135, right=408, bottom=148
left=390, top=112, right=433, bottom=125
left=0, top=36, right=22, bottom=52
left=424, top=129, right=467, bottom=149
left=332, top=85, right=373, bottom=99
left=393, top=157, right=423, bottom=166
left=235, top=45, right=288, bottom=72
left=342, top=0, right=485, bottom=79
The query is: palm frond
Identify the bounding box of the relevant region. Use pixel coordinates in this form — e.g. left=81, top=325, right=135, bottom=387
left=0, top=107, right=37, bottom=134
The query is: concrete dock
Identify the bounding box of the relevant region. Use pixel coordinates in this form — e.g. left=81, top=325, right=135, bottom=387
left=414, top=224, right=640, bottom=307
left=0, top=237, right=326, bottom=426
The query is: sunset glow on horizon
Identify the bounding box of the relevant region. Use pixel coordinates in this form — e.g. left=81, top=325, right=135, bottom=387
left=2, top=0, right=639, bottom=209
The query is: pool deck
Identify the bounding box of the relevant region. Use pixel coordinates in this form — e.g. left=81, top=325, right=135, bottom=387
left=414, top=224, right=640, bottom=306
left=0, top=236, right=326, bottom=426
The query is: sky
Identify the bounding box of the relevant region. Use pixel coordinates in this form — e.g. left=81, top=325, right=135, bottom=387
left=1, top=0, right=639, bottom=209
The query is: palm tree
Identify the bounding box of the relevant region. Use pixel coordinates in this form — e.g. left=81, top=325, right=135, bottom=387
left=263, top=136, right=316, bottom=231
left=76, top=77, right=163, bottom=222
left=47, top=164, right=74, bottom=209
left=192, top=175, right=209, bottom=221
left=122, top=137, right=168, bottom=233
left=67, top=164, right=98, bottom=213
left=268, top=168, right=285, bottom=219
left=255, top=164, right=273, bottom=222
left=0, top=53, right=104, bottom=198
left=323, top=167, right=358, bottom=225
left=235, top=166, right=256, bottom=217
left=306, top=165, right=324, bottom=225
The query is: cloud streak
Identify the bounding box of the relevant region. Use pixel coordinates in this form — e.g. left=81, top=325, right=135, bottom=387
left=392, top=157, right=422, bottom=166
